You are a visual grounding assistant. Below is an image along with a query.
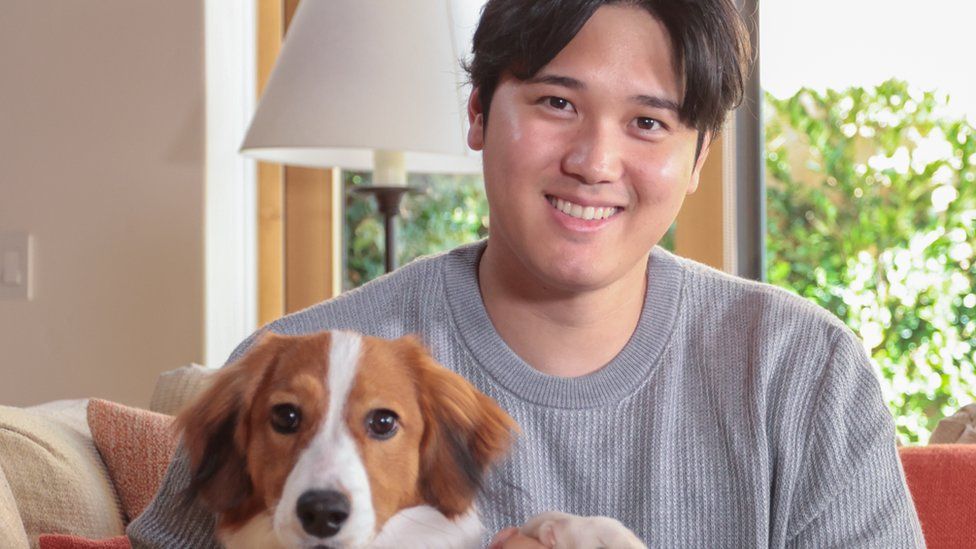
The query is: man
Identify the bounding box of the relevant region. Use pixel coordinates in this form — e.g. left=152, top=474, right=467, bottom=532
left=130, top=1, right=924, bottom=547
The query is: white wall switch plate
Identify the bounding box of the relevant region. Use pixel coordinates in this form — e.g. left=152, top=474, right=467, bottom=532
left=0, top=232, right=33, bottom=300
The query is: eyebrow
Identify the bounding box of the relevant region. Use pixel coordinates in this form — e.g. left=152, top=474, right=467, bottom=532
left=526, top=73, right=680, bottom=112
left=631, top=94, right=681, bottom=113
left=525, top=74, right=584, bottom=90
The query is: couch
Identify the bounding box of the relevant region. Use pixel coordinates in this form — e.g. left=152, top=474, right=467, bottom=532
left=0, top=364, right=213, bottom=549
left=1, top=368, right=974, bottom=549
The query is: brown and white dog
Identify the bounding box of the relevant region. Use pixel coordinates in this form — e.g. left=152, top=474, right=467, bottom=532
left=177, top=330, right=517, bottom=548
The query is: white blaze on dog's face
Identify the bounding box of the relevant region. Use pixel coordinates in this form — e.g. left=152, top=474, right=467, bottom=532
left=271, top=331, right=379, bottom=547
left=178, top=331, right=516, bottom=549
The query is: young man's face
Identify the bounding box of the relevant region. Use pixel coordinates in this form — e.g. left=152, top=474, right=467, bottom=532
left=468, top=4, right=709, bottom=293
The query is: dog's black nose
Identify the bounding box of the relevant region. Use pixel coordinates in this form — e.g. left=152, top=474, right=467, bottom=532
left=296, top=490, right=350, bottom=538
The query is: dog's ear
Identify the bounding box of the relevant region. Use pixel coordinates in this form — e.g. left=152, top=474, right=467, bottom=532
left=401, top=336, right=518, bottom=518
left=176, top=331, right=283, bottom=513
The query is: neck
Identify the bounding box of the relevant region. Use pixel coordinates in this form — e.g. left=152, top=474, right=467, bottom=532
left=478, top=244, right=648, bottom=377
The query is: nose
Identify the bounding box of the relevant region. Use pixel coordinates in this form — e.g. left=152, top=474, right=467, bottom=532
left=296, top=489, right=350, bottom=538
left=562, top=119, right=623, bottom=185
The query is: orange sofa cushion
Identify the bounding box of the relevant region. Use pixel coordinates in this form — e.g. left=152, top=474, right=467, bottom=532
left=86, top=399, right=179, bottom=523
left=899, top=444, right=976, bottom=549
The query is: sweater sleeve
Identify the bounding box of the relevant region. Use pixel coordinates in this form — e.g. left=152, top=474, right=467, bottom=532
left=126, top=446, right=219, bottom=548
left=126, top=329, right=268, bottom=548
left=784, top=329, right=924, bottom=548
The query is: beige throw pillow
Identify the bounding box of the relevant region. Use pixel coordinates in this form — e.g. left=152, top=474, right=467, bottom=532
left=0, top=400, right=125, bottom=547
left=148, top=363, right=215, bottom=416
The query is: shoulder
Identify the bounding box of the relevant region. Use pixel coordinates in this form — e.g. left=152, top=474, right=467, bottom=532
left=661, top=253, right=885, bottom=421
left=657, top=248, right=850, bottom=340
left=222, top=243, right=482, bottom=366
left=271, top=247, right=457, bottom=335
left=248, top=246, right=468, bottom=347
left=654, top=248, right=867, bottom=395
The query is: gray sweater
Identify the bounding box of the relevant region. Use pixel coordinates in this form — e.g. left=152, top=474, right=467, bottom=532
left=128, top=242, right=924, bottom=547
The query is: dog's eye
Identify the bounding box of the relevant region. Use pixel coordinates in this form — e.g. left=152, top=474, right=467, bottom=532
left=366, top=409, right=399, bottom=439
left=270, top=404, right=302, bottom=434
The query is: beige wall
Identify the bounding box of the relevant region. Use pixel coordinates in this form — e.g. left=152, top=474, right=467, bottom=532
left=0, top=1, right=205, bottom=407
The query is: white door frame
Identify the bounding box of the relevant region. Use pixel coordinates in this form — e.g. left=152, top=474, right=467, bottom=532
left=204, top=0, right=258, bottom=367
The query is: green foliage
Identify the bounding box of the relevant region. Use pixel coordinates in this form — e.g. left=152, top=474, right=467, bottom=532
left=344, top=171, right=489, bottom=289
left=765, top=79, right=976, bottom=443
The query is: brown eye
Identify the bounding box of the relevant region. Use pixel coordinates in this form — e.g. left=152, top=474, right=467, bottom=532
left=366, top=409, right=399, bottom=440
left=636, top=117, right=661, bottom=130
left=271, top=403, right=302, bottom=434
left=547, top=96, right=569, bottom=110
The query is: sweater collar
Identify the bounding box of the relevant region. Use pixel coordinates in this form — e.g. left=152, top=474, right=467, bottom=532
left=443, top=240, right=685, bottom=409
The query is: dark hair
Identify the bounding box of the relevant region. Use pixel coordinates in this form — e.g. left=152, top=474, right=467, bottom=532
left=463, top=0, right=752, bottom=139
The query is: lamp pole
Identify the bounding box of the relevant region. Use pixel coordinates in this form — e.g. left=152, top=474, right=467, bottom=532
left=351, top=185, right=422, bottom=273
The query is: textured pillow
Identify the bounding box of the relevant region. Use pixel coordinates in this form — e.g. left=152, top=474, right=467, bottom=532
left=0, top=400, right=125, bottom=546
left=86, top=400, right=179, bottom=523
left=0, top=462, right=30, bottom=549
left=148, top=363, right=216, bottom=415
left=38, top=534, right=130, bottom=549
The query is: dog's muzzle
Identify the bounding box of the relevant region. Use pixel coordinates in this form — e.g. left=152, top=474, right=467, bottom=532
left=296, top=489, right=351, bottom=539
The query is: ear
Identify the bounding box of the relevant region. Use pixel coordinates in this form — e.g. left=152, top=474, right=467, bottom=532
left=176, top=331, right=282, bottom=513
left=687, top=131, right=713, bottom=195
left=402, top=336, right=517, bottom=518
left=467, top=87, right=485, bottom=151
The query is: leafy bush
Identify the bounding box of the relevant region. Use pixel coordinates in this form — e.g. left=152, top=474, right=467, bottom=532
left=765, top=79, right=976, bottom=443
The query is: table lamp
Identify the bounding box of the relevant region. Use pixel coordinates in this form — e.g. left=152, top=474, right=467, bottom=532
left=240, top=0, right=483, bottom=272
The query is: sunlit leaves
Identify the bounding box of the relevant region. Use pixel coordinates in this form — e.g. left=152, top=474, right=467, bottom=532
left=766, top=79, right=976, bottom=444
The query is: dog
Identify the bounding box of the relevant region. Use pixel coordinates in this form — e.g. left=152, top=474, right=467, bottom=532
left=177, top=330, right=517, bottom=548
left=519, top=512, right=647, bottom=549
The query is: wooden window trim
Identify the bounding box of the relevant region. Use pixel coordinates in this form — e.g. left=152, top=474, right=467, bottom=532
left=257, top=0, right=343, bottom=324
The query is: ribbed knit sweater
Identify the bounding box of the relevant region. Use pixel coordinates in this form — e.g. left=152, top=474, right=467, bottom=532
left=128, top=241, right=924, bottom=548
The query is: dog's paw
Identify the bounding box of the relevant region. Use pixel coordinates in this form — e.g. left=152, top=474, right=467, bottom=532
left=519, top=512, right=646, bottom=549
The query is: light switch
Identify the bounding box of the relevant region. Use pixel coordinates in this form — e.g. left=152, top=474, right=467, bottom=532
left=0, top=232, right=32, bottom=300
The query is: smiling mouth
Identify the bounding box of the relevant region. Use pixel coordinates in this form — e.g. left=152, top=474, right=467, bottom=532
left=546, top=195, right=620, bottom=221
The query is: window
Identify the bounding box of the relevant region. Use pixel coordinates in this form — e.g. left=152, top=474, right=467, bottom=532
left=761, top=0, right=976, bottom=443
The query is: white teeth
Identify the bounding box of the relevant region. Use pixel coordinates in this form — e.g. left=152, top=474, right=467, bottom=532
left=547, top=196, right=617, bottom=220
left=558, top=198, right=573, bottom=215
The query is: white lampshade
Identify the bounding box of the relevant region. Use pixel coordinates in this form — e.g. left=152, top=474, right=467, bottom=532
left=240, top=0, right=483, bottom=176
